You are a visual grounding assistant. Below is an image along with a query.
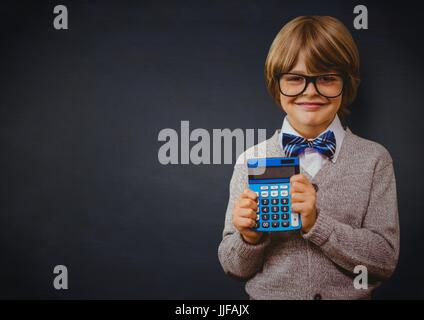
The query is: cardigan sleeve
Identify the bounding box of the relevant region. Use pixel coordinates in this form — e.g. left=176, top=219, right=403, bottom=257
left=302, top=153, right=400, bottom=280
left=217, top=162, right=271, bottom=280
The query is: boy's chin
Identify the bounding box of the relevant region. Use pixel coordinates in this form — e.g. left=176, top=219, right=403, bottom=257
left=291, top=111, right=328, bottom=126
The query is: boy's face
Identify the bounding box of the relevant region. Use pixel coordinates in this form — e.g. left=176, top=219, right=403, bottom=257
left=279, top=53, right=342, bottom=138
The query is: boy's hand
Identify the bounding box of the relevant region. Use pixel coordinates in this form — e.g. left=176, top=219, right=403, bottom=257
left=290, top=174, right=317, bottom=233
left=232, top=189, right=264, bottom=245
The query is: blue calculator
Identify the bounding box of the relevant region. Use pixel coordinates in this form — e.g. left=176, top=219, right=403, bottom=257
left=247, top=157, right=301, bottom=232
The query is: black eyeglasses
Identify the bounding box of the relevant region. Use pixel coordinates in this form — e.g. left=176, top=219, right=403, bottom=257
left=277, top=73, right=345, bottom=98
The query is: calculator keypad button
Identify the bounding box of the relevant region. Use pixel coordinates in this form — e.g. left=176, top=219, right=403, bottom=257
left=281, top=198, right=289, bottom=205
left=291, top=213, right=300, bottom=227
left=261, top=199, right=269, bottom=205
left=280, top=185, right=288, bottom=189
left=270, top=191, right=279, bottom=197
left=270, top=185, right=279, bottom=190
left=281, top=213, right=289, bottom=220
left=272, top=222, right=279, bottom=228
left=262, top=214, right=270, bottom=220
left=271, top=198, right=279, bottom=205
left=261, top=207, right=269, bottom=213
left=282, top=221, right=290, bottom=228
left=271, top=206, right=279, bottom=212
left=261, top=191, right=269, bottom=197
left=271, top=214, right=279, bottom=220
left=262, top=222, right=270, bottom=228
left=281, top=206, right=289, bottom=212
left=280, top=190, right=289, bottom=197
left=260, top=186, right=269, bottom=190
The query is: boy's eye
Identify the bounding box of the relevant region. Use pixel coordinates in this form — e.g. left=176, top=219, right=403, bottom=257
left=285, top=76, right=304, bottom=82
left=318, top=75, right=337, bottom=83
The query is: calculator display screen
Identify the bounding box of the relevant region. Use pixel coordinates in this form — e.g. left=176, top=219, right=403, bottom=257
left=248, top=166, right=296, bottom=180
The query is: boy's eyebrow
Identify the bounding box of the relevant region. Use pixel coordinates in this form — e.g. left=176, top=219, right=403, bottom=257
left=288, top=70, right=338, bottom=75
left=289, top=70, right=308, bottom=75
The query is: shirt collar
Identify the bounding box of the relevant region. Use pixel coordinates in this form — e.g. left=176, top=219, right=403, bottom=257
left=279, top=114, right=346, bottom=163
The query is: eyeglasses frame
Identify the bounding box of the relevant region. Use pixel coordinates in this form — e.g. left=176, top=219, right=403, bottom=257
left=276, top=72, right=346, bottom=98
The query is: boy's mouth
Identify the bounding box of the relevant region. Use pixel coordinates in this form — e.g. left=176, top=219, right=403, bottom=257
left=295, top=101, right=326, bottom=110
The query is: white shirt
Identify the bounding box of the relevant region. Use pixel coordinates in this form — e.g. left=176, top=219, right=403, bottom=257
left=279, top=115, right=346, bottom=178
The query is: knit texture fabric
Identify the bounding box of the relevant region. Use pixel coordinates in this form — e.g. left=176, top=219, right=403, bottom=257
left=218, top=127, right=400, bottom=300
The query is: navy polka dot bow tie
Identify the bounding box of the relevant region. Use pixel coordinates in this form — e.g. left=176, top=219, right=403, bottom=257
left=282, top=130, right=336, bottom=160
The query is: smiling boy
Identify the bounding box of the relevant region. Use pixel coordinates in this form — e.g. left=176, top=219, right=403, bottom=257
left=218, top=16, right=400, bottom=300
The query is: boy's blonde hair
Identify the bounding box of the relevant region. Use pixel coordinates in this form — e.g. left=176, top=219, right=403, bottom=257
left=265, top=16, right=360, bottom=118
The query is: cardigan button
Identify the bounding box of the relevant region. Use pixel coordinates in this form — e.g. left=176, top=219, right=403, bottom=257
left=312, top=183, right=319, bottom=192
left=314, top=293, right=322, bottom=300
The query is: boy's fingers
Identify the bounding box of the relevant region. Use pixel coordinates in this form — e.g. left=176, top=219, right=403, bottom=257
left=290, top=174, right=315, bottom=189
left=291, top=202, right=305, bottom=213
left=291, top=192, right=308, bottom=203
left=291, top=175, right=315, bottom=194
left=290, top=174, right=310, bottom=184
left=242, top=229, right=262, bottom=239
left=237, top=208, right=257, bottom=219
left=290, top=181, right=309, bottom=193
left=238, top=198, right=257, bottom=210
left=238, top=217, right=256, bottom=229
left=240, top=189, right=258, bottom=201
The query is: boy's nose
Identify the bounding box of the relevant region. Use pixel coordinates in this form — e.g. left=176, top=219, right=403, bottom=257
left=303, top=81, right=318, bottom=95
